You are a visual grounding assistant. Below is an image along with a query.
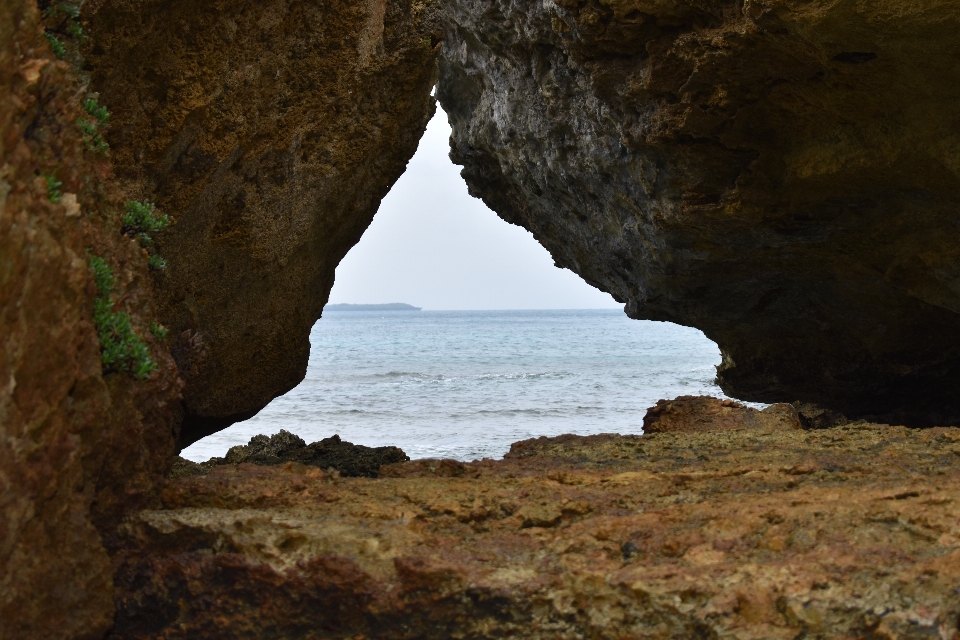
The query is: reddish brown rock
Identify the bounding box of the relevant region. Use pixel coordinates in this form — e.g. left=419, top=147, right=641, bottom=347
left=0, top=2, right=181, bottom=637
left=643, top=395, right=802, bottom=433
left=3, top=0, right=439, bottom=634
left=108, top=400, right=960, bottom=639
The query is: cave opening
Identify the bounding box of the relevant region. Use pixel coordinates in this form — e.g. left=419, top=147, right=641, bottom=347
left=180, top=107, right=728, bottom=463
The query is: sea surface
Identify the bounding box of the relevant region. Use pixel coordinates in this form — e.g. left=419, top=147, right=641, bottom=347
left=182, top=309, right=740, bottom=462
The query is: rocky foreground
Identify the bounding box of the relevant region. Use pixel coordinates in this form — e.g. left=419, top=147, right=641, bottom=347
left=110, top=398, right=960, bottom=639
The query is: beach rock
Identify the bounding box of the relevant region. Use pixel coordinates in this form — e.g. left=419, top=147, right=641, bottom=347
left=110, top=400, right=960, bottom=638
left=436, top=0, right=960, bottom=426
left=642, top=395, right=802, bottom=433
left=792, top=401, right=850, bottom=430
left=175, top=431, right=410, bottom=478
left=83, top=0, right=441, bottom=447
left=225, top=430, right=308, bottom=464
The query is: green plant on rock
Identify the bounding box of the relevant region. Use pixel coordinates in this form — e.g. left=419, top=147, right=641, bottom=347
left=122, top=201, right=169, bottom=238
left=88, top=254, right=157, bottom=380
left=43, top=174, right=62, bottom=203
left=123, top=201, right=170, bottom=272
left=43, top=2, right=80, bottom=20
left=90, top=253, right=114, bottom=294
left=43, top=2, right=86, bottom=60
left=74, top=96, right=111, bottom=155
left=43, top=2, right=85, bottom=40
left=150, top=322, right=169, bottom=341
left=83, top=98, right=110, bottom=126
left=77, top=117, right=109, bottom=155
left=66, top=20, right=86, bottom=41
left=147, top=254, right=167, bottom=271
left=44, top=32, right=66, bottom=59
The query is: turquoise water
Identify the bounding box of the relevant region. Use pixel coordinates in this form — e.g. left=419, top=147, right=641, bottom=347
left=182, top=309, right=734, bottom=462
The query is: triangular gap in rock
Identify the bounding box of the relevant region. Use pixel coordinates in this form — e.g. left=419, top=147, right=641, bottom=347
left=180, top=106, right=727, bottom=464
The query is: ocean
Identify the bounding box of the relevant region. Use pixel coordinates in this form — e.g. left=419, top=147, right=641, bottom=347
left=181, top=309, right=737, bottom=462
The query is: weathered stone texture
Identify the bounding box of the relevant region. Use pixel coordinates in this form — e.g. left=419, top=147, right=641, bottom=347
left=110, top=404, right=960, bottom=638
left=437, top=0, right=960, bottom=425
left=642, top=395, right=801, bottom=433
left=3, top=0, right=440, bottom=633
left=0, top=2, right=181, bottom=637
left=173, top=430, right=409, bottom=478
left=84, top=0, right=441, bottom=447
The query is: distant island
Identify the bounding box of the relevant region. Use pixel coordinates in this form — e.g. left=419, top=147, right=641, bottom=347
left=324, top=303, right=422, bottom=311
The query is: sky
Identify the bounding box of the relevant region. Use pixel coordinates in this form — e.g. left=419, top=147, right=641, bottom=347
left=327, top=106, right=621, bottom=311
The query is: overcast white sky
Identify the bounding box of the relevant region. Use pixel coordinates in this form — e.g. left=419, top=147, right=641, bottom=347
left=327, top=106, right=621, bottom=310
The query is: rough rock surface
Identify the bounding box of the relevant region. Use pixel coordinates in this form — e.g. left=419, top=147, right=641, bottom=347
left=1, top=2, right=182, bottom=637
left=83, top=0, right=441, bottom=446
left=173, top=430, right=409, bottom=478
left=7, top=0, right=960, bottom=636
left=437, top=0, right=960, bottom=426
left=642, top=395, right=802, bottom=433
left=110, top=400, right=960, bottom=639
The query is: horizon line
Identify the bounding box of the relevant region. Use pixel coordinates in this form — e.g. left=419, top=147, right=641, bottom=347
left=323, top=306, right=626, bottom=312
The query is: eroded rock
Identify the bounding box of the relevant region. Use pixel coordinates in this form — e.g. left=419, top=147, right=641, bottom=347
left=173, top=430, right=409, bottom=478
left=642, top=395, right=802, bottom=433
left=112, top=399, right=960, bottom=638
left=1, top=2, right=182, bottom=636
left=436, top=0, right=960, bottom=426
left=84, top=0, right=441, bottom=446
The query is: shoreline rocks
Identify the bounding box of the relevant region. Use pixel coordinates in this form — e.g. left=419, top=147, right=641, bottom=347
left=642, top=395, right=803, bottom=434
left=172, top=430, right=410, bottom=478
left=112, top=400, right=960, bottom=639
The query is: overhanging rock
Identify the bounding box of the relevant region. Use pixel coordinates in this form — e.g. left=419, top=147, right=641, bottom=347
left=437, top=0, right=960, bottom=425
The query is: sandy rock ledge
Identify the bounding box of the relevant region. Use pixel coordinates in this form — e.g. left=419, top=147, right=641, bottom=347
left=111, top=399, right=960, bottom=639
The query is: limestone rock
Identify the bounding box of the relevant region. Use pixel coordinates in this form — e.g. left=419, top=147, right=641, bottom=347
left=1, top=2, right=181, bottom=637
left=175, top=431, right=409, bottom=478
left=436, top=0, right=960, bottom=426
left=110, top=399, right=960, bottom=638
left=792, top=401, right=850, bottom=430
left=642, top=395, right=802, bottom=433
left=84, top=0, right=441, bottom=446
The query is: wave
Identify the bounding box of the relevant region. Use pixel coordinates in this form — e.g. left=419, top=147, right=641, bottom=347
left=474, top=371, right=572, bottom=380
left=368, top=371, right=573, bottom=383
left=461, top=408, right=567, bottom=417
left=371, top=371, right=437, bottom=379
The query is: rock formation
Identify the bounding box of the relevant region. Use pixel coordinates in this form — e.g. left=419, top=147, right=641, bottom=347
left=5, top=0, right=960, bottom=636
left=109, top=404, right=960, bottom=638
left=1, top=1, right=181, bottom=636
left=83, top=0, right=441, bottom=446
left=173, top=430, right=409, bottom=478
left=642, top=395, right=802, bottom=433
left=437, top=0, right=960, bottom=426
left=2, top=0, right=436, bottom=636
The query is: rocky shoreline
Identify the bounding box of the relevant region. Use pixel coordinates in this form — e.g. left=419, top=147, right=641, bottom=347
left=173, top=431, right=409, bottom=479
left=5, top=0, right=960, bottom=636
left=108, top=397, right=960, bottom=638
